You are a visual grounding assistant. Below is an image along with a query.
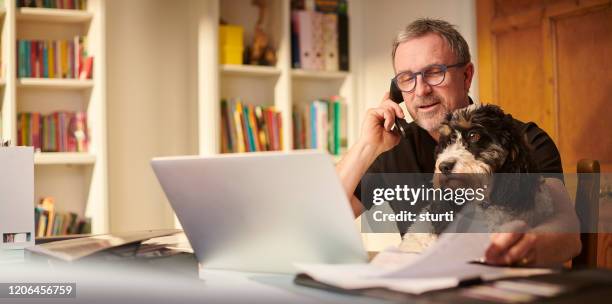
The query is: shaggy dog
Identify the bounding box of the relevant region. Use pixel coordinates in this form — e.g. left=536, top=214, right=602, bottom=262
left=400, top=104, right=553, bottom=252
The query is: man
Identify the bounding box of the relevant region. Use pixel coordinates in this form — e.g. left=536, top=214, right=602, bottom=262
left=336, top=18, right=581, bottom=266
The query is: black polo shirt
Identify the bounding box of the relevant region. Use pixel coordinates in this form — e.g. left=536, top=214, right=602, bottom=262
left=354, top=118, right=564, bottom=210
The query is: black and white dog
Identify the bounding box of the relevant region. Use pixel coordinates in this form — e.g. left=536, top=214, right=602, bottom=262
left=401, top=104, right=553, bottom=252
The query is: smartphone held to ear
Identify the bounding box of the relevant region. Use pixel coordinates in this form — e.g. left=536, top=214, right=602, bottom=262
left=389, top=80, right=411, bottom=138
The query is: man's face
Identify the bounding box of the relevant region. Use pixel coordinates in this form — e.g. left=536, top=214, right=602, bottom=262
left=393, top=33, right=473, bottom=133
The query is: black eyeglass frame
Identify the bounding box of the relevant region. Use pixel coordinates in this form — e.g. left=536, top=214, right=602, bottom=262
left=392, top=62, right=468, bottom=93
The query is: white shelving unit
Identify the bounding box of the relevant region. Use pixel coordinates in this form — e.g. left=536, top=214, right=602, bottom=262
left=220, top=64, right=282, bottom=77
left=16, top=7, right=93, bottom=23
left=17, top=78, right=94, bottom=89
left=290, top=69, right=350, bottom=80
left=176, top=0, right=361, bottom=228
left=0, top=0, right=108, bottom=234
left=194, top=0, right=359, bottom=155
left=34, top=152, right=97, bottom=165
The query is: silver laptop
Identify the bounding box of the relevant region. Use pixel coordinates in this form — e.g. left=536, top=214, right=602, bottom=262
left=151, top=151, right=367, bottom=273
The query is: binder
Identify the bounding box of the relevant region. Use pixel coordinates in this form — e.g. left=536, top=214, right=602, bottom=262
left=297, top=10, right=325, bottom=70
left=321, top=13, right=339, bottom=71
left=291, top=11, right=301, bottom=68
left=338, top=12, right=349, bottom=71
left=311, top=12, right=325, bottom=70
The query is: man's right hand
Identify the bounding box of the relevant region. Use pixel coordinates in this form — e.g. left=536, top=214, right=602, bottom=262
left=359, top=92, right=406, bottom=156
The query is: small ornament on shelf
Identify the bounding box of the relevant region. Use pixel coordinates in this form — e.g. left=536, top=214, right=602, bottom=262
left=248, top=0, right=277, bottom=66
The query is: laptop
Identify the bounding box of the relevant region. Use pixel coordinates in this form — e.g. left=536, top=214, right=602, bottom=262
left=151, top=151, right=367, bottom=273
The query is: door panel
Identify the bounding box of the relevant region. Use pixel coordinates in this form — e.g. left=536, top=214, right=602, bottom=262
left=495, top=27, right=554, bottom=135
left=555, top=7, right=612, bottom=172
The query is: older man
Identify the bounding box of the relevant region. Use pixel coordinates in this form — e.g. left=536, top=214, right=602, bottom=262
left=336, top=18, right=581, bottom=266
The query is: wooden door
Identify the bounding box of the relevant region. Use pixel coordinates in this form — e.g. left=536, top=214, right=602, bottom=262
left=477, top=0, right=612, bottom=268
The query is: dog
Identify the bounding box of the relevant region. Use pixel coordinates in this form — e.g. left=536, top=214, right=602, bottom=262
left=400, top=104, right=553, bottom=253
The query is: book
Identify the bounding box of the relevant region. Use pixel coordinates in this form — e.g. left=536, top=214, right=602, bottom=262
left=220, top=100, right=232, bottom=153
left=291, top=11, right=301, bottom=68
left=292, top=97, right=346, bottom=155
left=18, top=111, right=89, bottom=152
left=79, top=56, right=93, bottom=79
left=27, top=230, right=181, bottom=262
left=297, top=10, right=316, bottom=70
left=220, top=100, right=282, bottom=153
left=34, top=197, right=91, bottom=237
left=16, top=37, right=90, bottom=79
left=232, top=101, right=246, bottom=153
left=17, top=0, right=87, bottom=10
left=338, top=10, right=349, bottom=71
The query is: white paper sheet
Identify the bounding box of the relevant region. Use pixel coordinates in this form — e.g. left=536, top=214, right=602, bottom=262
left=295, top=233, right=554, bottom=294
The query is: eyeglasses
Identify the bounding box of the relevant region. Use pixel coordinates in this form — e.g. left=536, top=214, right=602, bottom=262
left=393, top=62, right=467, bottom=93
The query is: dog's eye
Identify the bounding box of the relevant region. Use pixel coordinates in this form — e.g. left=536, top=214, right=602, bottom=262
left=467, top=131, right=480, bottom=143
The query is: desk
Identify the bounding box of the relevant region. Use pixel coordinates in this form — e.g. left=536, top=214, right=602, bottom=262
left=2, top=249, right=612, bottom=303
left=0, top=252, right=390, bottom=304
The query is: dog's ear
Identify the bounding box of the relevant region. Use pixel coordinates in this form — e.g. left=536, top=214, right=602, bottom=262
left=439, top=123, right=452, bottom=137
left=435, top=122, right=453, bottom=156
left=500, top=113, right=535, bottom=173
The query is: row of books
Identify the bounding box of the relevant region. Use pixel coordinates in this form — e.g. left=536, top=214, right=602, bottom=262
left=17, top=0, right=87, bottom=10
left=291, top=0, right=349, bottom=71
left=293, top=96, right=347, bottom=155
left=35, top=197, right=91, bottom=238
left=17, top=111, right=89, bottom=152
left=17, top=38, right=94, bottom=80
left=220, top=100, right=283, bottom=153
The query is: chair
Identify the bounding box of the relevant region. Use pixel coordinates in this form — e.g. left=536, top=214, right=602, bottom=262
left=572, top=159, right=601, bottom=268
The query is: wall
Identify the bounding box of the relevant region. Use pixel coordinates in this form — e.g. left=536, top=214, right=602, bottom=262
left=106, top=0, right=198, bottom=232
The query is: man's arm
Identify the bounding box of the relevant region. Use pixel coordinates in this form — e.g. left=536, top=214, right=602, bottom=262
left=485, top=178, right=582, bottom=266
left=336, top=93, right=404, bottom=217
left=335, top=141, right=379, bottom=217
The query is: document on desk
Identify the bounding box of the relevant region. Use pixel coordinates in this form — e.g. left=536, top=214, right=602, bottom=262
left=27, top=229, right=182, bottom=261
left=295, top=233, right=554, bottom=294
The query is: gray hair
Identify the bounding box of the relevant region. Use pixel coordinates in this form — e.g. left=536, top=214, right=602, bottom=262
left=392, top=18, right=471, bottom=65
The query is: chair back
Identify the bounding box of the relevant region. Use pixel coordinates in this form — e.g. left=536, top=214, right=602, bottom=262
left=573, top=159, right=601, bottom=267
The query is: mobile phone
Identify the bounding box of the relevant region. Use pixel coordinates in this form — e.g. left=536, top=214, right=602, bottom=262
left=389, top=80, right=411, bottom=138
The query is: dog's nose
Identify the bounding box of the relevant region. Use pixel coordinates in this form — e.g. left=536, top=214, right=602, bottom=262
left=438, top=160, right=456, bottom=174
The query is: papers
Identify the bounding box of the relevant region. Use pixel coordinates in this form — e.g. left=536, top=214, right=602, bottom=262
left=27, top=229, right=182, bottom=261
left=142, top=233, right=193, bottom=254
left=296, top=233, right=554, bottom=294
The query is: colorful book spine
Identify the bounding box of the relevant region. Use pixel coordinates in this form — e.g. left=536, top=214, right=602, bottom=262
left=18, top=0, right=87, bottom=10
left=16, top=37, right=89, bottom=79
left=18, top=111, right=88, bottom=152
left=292, top=97, right=346, bottom=155
left=220, top=100, right=283, bottom=153
left=34, top=198, right=90, bottom=238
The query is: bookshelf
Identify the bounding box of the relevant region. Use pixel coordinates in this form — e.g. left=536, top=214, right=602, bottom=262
left=220, top=64, right=282, bottom=77
left=290, top=69, right=350, bottom=80
left=17, top=78, right=94, bottom=89
left=0, top=0, right=108, bottom=235
left=195, top=0, right=358, bottom=155
left=16, top=7, right=93, bottom=23
left=177, top=0, right=359, bottom=227
left=34, top=152, right=96, bottom=165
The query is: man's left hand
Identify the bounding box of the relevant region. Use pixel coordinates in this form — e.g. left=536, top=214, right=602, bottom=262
left=484, top=220, right=537, bottom=266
